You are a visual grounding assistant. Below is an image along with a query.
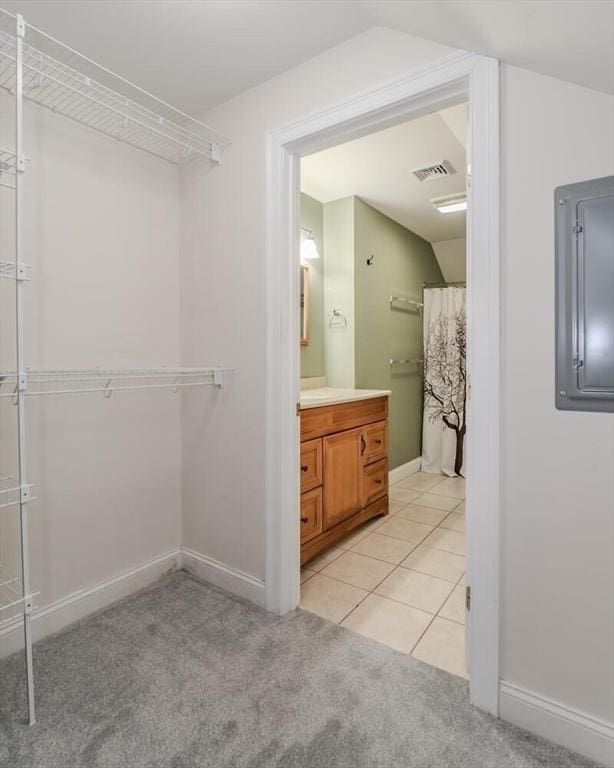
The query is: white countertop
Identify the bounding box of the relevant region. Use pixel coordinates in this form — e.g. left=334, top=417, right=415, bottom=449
left=300, top=387, right=391, bottom=410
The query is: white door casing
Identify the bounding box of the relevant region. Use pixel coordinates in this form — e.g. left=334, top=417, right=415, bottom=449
left=265, top=52, right=500, bottom=715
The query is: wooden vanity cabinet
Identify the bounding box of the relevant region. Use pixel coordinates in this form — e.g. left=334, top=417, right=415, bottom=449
left=300, top=396, right=389, bottom=565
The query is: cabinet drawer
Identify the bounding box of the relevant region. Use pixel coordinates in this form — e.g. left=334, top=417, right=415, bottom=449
left=300, top=487, right=323, bottom=544
left=300, top=438, right=322, bottom=492
left=363, top=421, right=388, bottom=464
left=363, top=459, right=388, bottom=506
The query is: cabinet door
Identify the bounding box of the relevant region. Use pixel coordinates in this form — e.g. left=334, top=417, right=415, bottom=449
left=323, top=427, right=363, bottom=529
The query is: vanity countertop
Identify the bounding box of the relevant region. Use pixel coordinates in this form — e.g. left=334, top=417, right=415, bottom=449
left=299, top=387, right=391, bottom=410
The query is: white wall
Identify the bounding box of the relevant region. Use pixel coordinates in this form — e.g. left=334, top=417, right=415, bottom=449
left=500, top=66, right=614, bottom=724
left=431, top=237, right=466, bottom=282
left=179, top=24, right=614, bottom=749
left=0, top=93, right=182, bottom=639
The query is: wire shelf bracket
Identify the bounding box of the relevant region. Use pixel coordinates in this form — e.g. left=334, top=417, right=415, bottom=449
left=0, top=566, right=38, bottom=625
left=0, top=474, right=34, bottom=509
left=0, top=260, right=30, bottom=280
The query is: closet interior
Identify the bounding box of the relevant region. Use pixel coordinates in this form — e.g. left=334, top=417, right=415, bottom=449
left=0, top=10, right=231, bottom=724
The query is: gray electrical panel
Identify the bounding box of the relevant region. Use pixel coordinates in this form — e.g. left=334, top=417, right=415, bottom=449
left=555, top=176, right=614, bottom=412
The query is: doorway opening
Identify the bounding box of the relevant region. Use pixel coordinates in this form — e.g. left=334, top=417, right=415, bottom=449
left=297, top=105, right=469, bottom=679
left=265, top=53, right=500, bottom=715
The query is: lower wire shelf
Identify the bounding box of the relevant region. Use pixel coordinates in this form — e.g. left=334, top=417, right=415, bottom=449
left=0, top=366, right=232, bottom=398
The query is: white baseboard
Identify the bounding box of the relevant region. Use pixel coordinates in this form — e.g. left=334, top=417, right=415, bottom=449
left=0, top=548, right=181, bottom=659
left=181, top=547, right=265, bottom=608
left=0, top=546, right=265, bottom=661
left=500, top=681, right=614, bottom=767
left=389, top=456, right=422, bottom=485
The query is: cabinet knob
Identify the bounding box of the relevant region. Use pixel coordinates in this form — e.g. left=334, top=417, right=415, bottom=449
left=301, top=516, right=309, bottom=524
left=301, top=464, right=308, bottom=472
left=374, top=439, right=382, bottom=445
left=375, top=478, right=383, bottom=484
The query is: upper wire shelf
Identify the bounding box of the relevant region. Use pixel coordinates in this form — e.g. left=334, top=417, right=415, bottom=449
left=0, top=367, right=231, bottom=398
left=0, top=10, right=230, bottom=165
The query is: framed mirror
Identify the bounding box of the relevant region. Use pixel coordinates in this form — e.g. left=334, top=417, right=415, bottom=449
left=300, top=264, right=311, bottom=346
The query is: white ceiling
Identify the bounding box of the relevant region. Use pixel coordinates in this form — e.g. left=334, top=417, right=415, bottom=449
left=301, top=105, right=468, bottom=243
left=2, top=0, right=612, bottom=116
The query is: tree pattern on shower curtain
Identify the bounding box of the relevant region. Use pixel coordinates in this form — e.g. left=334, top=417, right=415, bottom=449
left=423, top=307, right=467, bottom=476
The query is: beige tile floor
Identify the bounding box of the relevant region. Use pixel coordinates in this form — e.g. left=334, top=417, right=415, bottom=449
left=300, top=471, right=468, bottom=679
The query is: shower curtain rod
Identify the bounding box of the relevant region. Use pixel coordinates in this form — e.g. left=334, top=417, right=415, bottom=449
left=423, top=281, right=466, bottom=288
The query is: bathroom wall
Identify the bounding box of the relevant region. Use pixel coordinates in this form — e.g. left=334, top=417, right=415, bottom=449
left=353, top=197, right=443, bottom=470
left=432, top=238, right=466, bottom=282
left=299, top=193, right=325, bottom=378
left=323, top=196, right=355, bottom=387
left=313, top=193, right=444, bottom=469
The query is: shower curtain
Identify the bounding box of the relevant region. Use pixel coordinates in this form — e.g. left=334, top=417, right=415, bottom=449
left=421, top=286, right=467, bottom=477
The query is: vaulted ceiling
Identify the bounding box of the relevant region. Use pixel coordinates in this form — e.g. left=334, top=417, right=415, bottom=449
left=3, top=0, right=613, bottom=117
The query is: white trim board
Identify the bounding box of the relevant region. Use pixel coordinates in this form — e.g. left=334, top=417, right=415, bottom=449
left=500, top=682, right=614, bottom=768
left=181, top=547, right=265, bottom=607
left=265, top=51, right=501, bottom=716
left=0, top=549, right=181, bottom=659
left=389, top=457, right=422, bottom=485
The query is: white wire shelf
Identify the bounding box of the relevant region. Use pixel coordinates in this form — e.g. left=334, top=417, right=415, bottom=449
left=0, top=367, right=231, bottom=398
left=0, top=565, right=36, bottom=624
left=0, top=260, right=31, bottom=280
left=389, top=294, right=424, bottom=311
left=0, top=147, right=19, bottom=189
left=0, top=10, right=230, bottom=165
left=0, top=147, right=18, bottom=172
left=0, top=474, right=33, bottom=509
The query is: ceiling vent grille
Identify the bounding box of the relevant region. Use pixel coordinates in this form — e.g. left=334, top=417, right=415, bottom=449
left=411, top=160, right=456, bottom=183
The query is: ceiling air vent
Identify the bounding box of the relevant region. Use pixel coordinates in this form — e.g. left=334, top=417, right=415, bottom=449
left=411, top=160, right=456, bottom=183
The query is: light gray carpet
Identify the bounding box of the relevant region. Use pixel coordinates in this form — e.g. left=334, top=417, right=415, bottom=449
left=0, top=572, right=599, bottom=768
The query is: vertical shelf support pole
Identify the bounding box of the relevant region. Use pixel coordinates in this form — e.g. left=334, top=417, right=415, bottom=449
left=14, top=13, right=35, bottom=726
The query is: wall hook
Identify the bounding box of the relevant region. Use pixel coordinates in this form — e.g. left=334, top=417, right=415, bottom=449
left=367, top=254, right=375, bottom=266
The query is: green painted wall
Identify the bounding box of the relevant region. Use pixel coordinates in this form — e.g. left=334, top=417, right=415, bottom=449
left=323, top=197, right=355, bottom=387
left=353, top=197, right=443, bottom=470
left=300, top=193, right=325, bottom=378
